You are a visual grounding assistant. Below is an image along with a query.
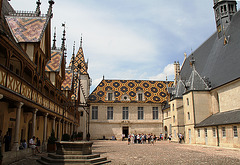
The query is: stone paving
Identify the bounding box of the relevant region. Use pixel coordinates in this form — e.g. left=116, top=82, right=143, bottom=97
left=9, top=140, right=240, bottom=165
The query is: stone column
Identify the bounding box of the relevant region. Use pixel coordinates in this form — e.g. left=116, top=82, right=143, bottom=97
left=62, top=120, right=65, bottom=135
left=43, top=113, right=48, bottom=146
left=52, top=116, right=56, bottom=133
left=32, top=109, right=38, bottom=137
left=12, top=102, right=24, bottom=151
left=71, top=123, right=74, bottom=134
left=58, top=119, right=61, bottom=141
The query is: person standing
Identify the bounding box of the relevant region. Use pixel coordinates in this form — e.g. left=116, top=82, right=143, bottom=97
left=3, top=131, right=11, bottom=152
left=168, top=134, right=172, bottom=143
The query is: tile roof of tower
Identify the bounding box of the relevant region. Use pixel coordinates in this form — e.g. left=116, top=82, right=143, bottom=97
left=45, top=50, right=63, bottom=72
left=61, top=70, right=74, bottom=90
left=88, top=79, right=173, bottom=103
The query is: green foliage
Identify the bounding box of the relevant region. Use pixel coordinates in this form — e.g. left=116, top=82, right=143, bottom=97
left=48, top=129, right=57, bottom=144
left=62, top=133, right=70, bottom=141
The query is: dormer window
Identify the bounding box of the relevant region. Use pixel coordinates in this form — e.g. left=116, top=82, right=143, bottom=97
left=121, top=94, right=130, bottom=101
left=136, top=90, right=145, bottom=101
left=108, top=93, right=113, bottom=101
left=138, top=93, right=143, bottom=101
left=106, top=90, right=115, bottom=101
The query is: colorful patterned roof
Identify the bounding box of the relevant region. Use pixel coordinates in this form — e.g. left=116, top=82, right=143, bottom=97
left=89, top=80, right=173, bottom=103
left=61, top=70, right=73, bottom=90
left=71, top=74, right=79, bottom=100
left=5, top=16, right=47, bottom=43
left=69, top=46, right=88, bottom=75
left=45, top=50, right=63, bottom=72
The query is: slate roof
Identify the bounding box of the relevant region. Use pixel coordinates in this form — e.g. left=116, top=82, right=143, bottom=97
left=195, top=109, right=240, bottom=127
left=180, top=10, right=240, bottom=89
left=5, top=16, right=47, bottom=43
left=88, top=79, right=173, bottom=103
left=61, top=70, right=74, bottom=90
left=69, top=46, right=88, bottom=75
left=45, top=50, right=63, bottom=72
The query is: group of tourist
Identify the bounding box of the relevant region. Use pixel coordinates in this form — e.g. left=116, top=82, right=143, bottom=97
left=126, top=133, right=157, bottom=145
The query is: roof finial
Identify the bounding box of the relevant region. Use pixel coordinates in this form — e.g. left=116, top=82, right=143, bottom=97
left=61, top=23, right=66, bottom=52
left=52, top=27, right=56, bottom=50
left=47, top=0, right=55, bottom=18
left=80, top=34, right=83, bottom=48
left=189, top=54, right=195, bottom=69
left=35, top=0, right=41, bottom=16
left=71, top=41, right=76, bottom=71
left=103, top=75, right=105, bottom=80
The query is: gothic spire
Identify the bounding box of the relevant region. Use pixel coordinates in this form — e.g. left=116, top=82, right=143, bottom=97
left=61, top=23, right=66, bottom=52
left=71, top=41, right=76, bottom=71
left=47, top=0, right=55, bottom=18
left=35, top=0, right=41, bottom=16
left=80, top=34, right=83, bottom=48
left=52, top=27, right=56, bottom=50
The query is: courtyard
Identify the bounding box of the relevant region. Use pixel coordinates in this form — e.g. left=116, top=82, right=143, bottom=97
left=10, top=140, right=240, bottom=165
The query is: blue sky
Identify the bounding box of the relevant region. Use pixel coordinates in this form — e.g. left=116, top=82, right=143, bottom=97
left=9, top=0, right=239, bottom=92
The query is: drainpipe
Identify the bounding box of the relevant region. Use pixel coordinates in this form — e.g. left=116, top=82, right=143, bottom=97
left=216, top=126, right=220, bottom=146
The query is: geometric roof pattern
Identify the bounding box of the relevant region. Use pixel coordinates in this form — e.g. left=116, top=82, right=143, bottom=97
left=88, top=79, right=173, bottom=103
left=45, top=50, right=63, bottom=72
left=61, top=70, right=73, bottom=90
left=5, top=16, right=47, bottom=43
left=69, top=46, right=88, bottom=75
left=71, top=74, right=79, bottom=100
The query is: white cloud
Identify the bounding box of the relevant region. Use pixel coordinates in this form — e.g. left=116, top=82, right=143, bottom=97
left=149, top=63, right=175, bottom=81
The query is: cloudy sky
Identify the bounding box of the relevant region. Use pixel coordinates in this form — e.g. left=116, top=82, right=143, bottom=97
left=9, top=0, right=239, bottom=91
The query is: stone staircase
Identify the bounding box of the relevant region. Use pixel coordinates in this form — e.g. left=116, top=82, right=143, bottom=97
left=37, top=153, right=111, bottom=164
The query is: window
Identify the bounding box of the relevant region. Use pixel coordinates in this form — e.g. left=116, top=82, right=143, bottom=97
left=187, top=98, right=189, bottom=105
left=172, top=104, right=174, bottom=111
left=212, top=128, right=216, bottom=137
left=122, top=107, right=128, bottom=120
left=138, top=93, right=143, bottom=101
left=138, top=107, right=144, bottom=120
left=222, top=127, right=226, bottom=137
left=204, top=128, right=208, bottom=138
left=173, top=115, right=175, bottom=123
left=233, top=126, right=238, bottom=137
left=108, top=93, right=113, bottom=101
left=107, top=107, right=113, bottom=120
left=92, top=106, right=98, bottom=120
left=153, top=107, right=158, bottom=120
left=188, top=112, right=190, bottom=120
left=198, top=129, right=200, bottom=137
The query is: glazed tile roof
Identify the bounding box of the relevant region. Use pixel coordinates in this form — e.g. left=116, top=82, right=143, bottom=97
left=71, top=74, right=79, bottom=100
left=89, top=80, right=173, bottom=103
left=5, top=16, right=47, bottom=43
left=61, top=70, right=73, bottom=90
left=45, top=50, right=63, bottom=72
left=69, top=46, right=88, bottom=75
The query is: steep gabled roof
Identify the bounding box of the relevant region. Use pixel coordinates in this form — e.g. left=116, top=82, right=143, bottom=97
left=180, top=10, right=240, bottom=89
left=175, top=79, right=186, bottom=98
left=61, top=70, right=74, bottom=90
left=187, top=67, right=209, bottom=91
left=5, top=16, right=48, bottom=43
left=69, top=46, right=88, bottom=75
left=89, top=79, right=173, bottom=103
left=45, top=50, right=63, bottom=72
left=71, top=74, right=79, bottom=100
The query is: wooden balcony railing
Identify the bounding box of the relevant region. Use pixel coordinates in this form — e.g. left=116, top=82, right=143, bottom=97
left=0, top=65, right=74, bottom=121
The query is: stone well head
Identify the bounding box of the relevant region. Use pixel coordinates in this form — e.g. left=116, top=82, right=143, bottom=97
left=56, top=141, right=94, bottom=155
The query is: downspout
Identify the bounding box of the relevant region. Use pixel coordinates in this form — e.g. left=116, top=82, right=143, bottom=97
left=216, top=126, right=220, bottom=146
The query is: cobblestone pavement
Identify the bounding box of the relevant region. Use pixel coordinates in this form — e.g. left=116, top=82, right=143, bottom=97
left=92, top=140, right=240, bottom=165
left=10, top=140, right=240, bottom=165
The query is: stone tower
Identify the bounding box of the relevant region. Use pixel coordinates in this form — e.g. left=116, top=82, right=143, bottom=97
left=213, top=0, right=237, bottom=38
